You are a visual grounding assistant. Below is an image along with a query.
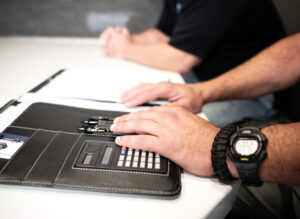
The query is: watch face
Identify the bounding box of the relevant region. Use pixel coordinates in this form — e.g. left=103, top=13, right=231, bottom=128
left=234, top=139, right=258, bottom=156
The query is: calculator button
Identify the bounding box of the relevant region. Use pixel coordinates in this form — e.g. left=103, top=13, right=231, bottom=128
left=133, top=150, right=139, bottom=156
left=140, top=162, right=146, bottom=168
left=125, top=161, right=131, bottom=167
left=126, top=156, right=132, bottom=161
left=133, top=156, right=139, bottom=162
left=132, top=161, right=138, bottom=168
left=155, top=158, right=160, bottom=164
left=141, top=151, right=146, bottom=157
left=117, top=161, right=123, bottom=167
left=155, top=163, right=160, bottom=169
left=140, top=157, right=146, bottom=162
left=148, top=157, right=153, bottom=163
left=120, top=150, right=126, bottom=156
left=127, top=150, right=133, bottom=156
left=122, top=146, right=127, bottom=151
left=147, top=162, right=153, bottom=169
left=148, top=152, right=153, bottom=158
left=119, top=155, right=125, bottom=161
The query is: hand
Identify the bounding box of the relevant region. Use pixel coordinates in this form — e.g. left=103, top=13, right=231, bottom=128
left=110, top=106, right=220, bottom=176
left=119, top=82, right=205, bottom=113
left=99, top=26, right=115, bottom=47
left=101, top=27, right=132, bottom=59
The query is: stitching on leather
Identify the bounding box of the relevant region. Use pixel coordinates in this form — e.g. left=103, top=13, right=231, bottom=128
left=9, top=126, right=80, bottom=136
left=54, top=134, right=83, bottom=183
left=0, top=130, right=39, bottom=175
left=24, top=132, right=58, bottom=180
left=71, top=140, right=170, bottom=177
left=9, top=126, right=117, bottom=138
left=0, top=179, right=181, bottom=195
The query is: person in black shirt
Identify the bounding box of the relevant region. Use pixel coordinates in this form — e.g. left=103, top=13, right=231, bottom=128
left=100, top=0, right=285, bottom=80
left=99, top=0, right=286, bottom=127
left=112, top=33, right=300, bottom=219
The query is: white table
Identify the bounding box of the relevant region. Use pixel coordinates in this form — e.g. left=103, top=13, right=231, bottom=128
left=0, top=36, right=239, bottom=219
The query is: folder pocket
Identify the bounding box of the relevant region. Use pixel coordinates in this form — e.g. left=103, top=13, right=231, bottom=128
left=0, top=127, right=81, bottom=185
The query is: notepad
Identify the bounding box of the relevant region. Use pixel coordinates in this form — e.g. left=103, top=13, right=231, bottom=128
left=37, top=66, right=184, bottom=102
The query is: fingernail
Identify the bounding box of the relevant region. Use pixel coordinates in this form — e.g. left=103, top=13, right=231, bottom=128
left=115, top=137, right=120, bottom=143
left=124, top=102, right=132, bottom=108
left=113, top=117, right=119, bottom=124
left=110, top=124, right=115, bottom=131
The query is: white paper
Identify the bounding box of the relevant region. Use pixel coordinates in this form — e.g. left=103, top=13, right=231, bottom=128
left=18, top=93, right=149, bottom=112
left=38, top=64, right=184, bottom=102
left=0, top=104, right=29, bottom=132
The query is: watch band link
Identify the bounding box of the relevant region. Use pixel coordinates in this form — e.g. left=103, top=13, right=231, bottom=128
left=211, top=124, right=237, bottom=184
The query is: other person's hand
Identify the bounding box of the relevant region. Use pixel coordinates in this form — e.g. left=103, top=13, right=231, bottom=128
left=101, top=27, right=132, bottom=59
left=99, top=26, right=115, bottom=47
left=110, top=106, right=219, bottom=176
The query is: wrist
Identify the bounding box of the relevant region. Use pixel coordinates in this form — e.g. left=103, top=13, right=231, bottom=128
left=122, top=40, right=134, bottom=60
left=197, top=81, right=213, bottom=105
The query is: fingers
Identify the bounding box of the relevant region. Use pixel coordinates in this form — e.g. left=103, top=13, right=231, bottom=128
left=111, top=108, right=165, bottom=130
left=99, top=27, right=114, bottom=46
left=119, top=83, right=153, bottom=106
left=99, top=26, right=129, bottom=47
left=119, top=82, right=173, bottom=107
left=121, top=27, right=130, bottom=36
left=111, top=117, right=160, bottom=136
left=113, top=106, right=168, bottom=123
left=115, top=135, right=159, bottom=153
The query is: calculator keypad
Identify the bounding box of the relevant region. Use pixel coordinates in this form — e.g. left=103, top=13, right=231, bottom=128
left=117, top=147, right=161, bottom=170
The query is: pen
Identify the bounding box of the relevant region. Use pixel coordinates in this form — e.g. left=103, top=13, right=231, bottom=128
left=90, top=116, right=114, bottom=121
left=78, top=127, right=107, bottom=133
left=78, top=127, right=135, bottom=136
left=106, top=130, right=136, bottom=136
left=81, top=119, right=99, bottom=125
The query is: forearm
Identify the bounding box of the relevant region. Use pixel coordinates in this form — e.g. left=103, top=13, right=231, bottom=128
left=227, top=122, right=300, bottom=185
left=200, top=33, right=300, bottom=103
left=131, top=28, right=170, bottom=44
left=123, top=42, right=200, bottom=73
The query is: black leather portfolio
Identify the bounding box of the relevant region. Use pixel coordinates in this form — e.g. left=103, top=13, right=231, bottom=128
left=0, top=103, right=181, bottom=196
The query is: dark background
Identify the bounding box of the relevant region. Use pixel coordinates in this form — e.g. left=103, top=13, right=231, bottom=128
left=0, top=0, right=299, bottom=37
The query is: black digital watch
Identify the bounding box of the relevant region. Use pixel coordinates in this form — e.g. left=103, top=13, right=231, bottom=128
left=212, top=121, right=271, bottom=186
left=228, top=127, right=268, bottom=186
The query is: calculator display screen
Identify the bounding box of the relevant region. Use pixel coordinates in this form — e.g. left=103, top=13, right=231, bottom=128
left=101, top=146, right=113, bottom=165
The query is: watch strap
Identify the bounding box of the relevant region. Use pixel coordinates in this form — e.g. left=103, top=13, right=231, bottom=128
left=211, top=124, right=237, bottom=184
left=234, top=159, right=264, bottom=186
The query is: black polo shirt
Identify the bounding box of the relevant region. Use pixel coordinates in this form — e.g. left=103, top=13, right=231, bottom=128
left=278, top=82, right=300, bottom=122
left=157, top=0, right=286, bottom=81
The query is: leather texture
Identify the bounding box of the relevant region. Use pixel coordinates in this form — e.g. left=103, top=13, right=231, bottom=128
left=0, top=103, right=181, bottom=196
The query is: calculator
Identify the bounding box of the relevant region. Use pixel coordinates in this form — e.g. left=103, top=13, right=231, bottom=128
left=75, top=141, right=168, bottom=174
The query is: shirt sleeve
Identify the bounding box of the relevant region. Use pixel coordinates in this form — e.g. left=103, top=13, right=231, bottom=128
left=169, top=0, right=249, bottom=59
left=156, top=0, right=176, bottom=36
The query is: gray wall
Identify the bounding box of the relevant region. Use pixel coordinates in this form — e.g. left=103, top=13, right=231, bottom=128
left=0, top=0, right=299, bottom=37
left=0, top=0, right=163, bottom=37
